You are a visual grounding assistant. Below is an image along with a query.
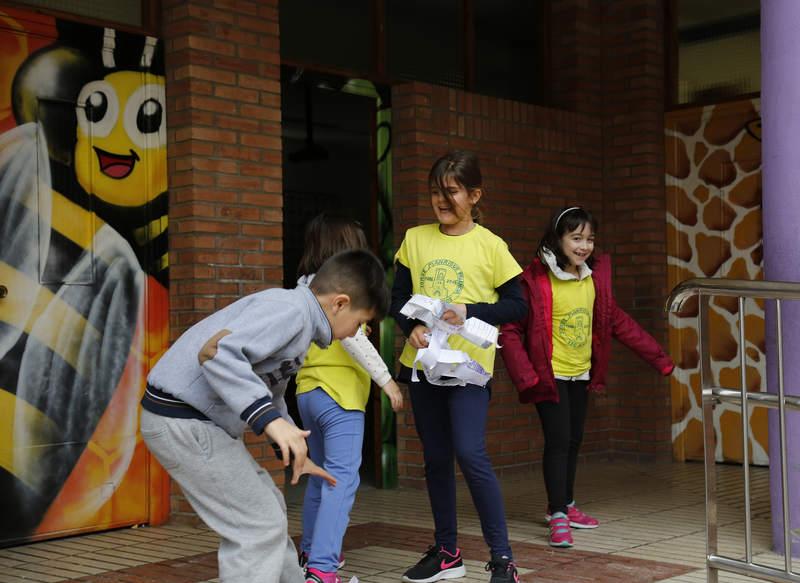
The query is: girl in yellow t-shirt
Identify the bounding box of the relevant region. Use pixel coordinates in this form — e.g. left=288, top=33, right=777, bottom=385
left=389, top=151, right=527, bottom=583
left=295, top=215, right=403, bottom=583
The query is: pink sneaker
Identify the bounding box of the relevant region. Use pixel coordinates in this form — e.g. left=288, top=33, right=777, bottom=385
left=548, top=512, right=573, bottom=548
left=306, top=567, right=341, bottom=583
left=545, top=504, right=599, bottom=529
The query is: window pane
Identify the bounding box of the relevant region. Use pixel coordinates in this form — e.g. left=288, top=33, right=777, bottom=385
left=386, top=0, right=464, bottom=88
left=678, top=0, right=760, bottom=104
left=14, top=0, right=141, bottom=27
left=280, top=0, right=372, bottom=74
left=473, top=0, right=540, bottom=103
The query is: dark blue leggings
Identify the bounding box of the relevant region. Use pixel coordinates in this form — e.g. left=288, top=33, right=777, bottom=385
left=535, top=379, right=589, bottom=516
left=406, top=371, right=512, bottom=558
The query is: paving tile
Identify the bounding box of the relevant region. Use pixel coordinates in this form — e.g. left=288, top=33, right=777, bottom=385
left=13, top=461, right=780, bottom=583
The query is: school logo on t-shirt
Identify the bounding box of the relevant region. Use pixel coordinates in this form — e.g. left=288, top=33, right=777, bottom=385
left=558, top=308, right=591, bottom=348
left=419, top=258, right=464, bottom=302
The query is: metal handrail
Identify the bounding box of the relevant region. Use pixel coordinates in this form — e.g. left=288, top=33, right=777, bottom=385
left=668, top=277, right=800, bottom=311
left=667, top=278, right=800, bottom=583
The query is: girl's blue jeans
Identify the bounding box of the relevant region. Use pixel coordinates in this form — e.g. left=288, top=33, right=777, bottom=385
left=298, top=387, right=364, bottom=572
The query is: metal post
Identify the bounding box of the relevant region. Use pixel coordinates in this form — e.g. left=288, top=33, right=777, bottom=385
left=776, top=300, right=793, bottom=573
left=739, top=297, right=754, bottom=563
left=700, top=295, right=719, bottom=583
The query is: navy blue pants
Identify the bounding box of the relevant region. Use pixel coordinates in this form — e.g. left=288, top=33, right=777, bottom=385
left=405, top=369, right=512, bottom=558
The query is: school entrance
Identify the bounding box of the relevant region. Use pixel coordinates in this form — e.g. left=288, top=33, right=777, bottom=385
left=280, top=65, right=396, bottom=488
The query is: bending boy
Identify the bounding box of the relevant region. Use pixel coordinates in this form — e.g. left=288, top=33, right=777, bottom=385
left=140, top=249, right=389, bottom=583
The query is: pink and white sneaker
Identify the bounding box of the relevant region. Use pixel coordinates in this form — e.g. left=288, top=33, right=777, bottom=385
left=305, top=568, right=341, bottom=583
left=300, top=552, right=346, bottom=570
left=547, top=512, right=573, bottom=548
left=545, top=504, right=599, bottom=529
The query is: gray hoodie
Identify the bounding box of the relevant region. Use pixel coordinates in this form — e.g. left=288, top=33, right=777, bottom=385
left=146, top=282, right=332, bottom=438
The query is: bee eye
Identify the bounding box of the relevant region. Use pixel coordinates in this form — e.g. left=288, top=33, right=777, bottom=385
left=76, top=80, right=119, bottom=138
left=137, top=98, right=162, bottom=134
left=124, top=83, right=167, bottom=149
left=86, top=91, right=109, bottom=123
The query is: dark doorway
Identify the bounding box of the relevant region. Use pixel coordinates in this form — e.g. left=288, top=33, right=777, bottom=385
left=281, top=66, right=383, bottom=488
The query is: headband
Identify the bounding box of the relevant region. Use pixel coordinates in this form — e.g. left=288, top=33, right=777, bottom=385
left=554, top=206, right=581, bottom=228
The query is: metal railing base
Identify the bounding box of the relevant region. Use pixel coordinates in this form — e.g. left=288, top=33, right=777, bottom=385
left=708, top=556, right=800, bottom=583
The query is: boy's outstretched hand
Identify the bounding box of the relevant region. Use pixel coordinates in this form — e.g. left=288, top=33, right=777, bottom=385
left=302, top=458, right=337, bottom=487
left=265, top=417, right=309, bottom=484
left=381, top=379, right=404, bottom=412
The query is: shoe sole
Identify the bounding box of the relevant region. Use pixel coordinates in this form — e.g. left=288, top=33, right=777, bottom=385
left=544, top=515, right=599, bottom=529
left=549, top=540, right=574, bottom=548
left=401, top=565, right=467, bottom=583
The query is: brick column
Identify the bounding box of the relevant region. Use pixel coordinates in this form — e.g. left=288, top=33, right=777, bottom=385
left=162, top=0, right=285, bottom=521
left=601, top=0, right=672, bottom=460
left=549, top=0, right=603, bottom=114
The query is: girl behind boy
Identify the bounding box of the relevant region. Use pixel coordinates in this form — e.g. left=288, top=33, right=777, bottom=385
left=500, top=206, right=674, bottom=548
left=390, top=151, right=527, bottom=583
left=295, top=215, right=403, bottom=583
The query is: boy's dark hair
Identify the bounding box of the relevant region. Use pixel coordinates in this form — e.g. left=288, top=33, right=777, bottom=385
left=297, top=214, right=368, bottom=277
left=537, top=206, right=599, bottom=270
left=310, top=249, right=390, bottom=318
left=429, top=150, right=484, bottom=224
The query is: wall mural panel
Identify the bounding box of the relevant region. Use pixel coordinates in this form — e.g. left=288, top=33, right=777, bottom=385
left=0, top=7, right=169, bottom=545
left=665, top=98, right=766, bottom=465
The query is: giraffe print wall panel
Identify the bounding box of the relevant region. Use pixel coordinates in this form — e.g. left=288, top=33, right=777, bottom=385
left=665, top=98, right=766, bottom=465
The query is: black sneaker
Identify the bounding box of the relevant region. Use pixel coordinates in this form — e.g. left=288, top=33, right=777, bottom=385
left=485, top=555, right=520, bottom=583
left=401, top=545, right=466, bottom=582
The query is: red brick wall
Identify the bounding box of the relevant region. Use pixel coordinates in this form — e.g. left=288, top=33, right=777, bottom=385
left=391, top=83, right=605, bottom=486
left=162, top=0, right=285, bottom=521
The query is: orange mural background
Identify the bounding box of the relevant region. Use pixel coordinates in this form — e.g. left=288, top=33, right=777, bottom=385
left=0, top=7, right=169, bottom=545
left=665, top=98, right=767, bottom=465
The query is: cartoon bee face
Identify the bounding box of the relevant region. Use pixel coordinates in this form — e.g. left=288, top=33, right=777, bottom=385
left=75, top=70, right=166, bottom=207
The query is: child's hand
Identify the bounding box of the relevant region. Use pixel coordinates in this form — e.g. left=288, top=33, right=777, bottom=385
left=301, top=458, right=337, bottom=487
left=441, top=303, right=467, bottom=326
left=264, top=418, right=310, bottom=484
left=409, top=325, right=430, bottom=349
left=382, top=379, right=404, bottom=412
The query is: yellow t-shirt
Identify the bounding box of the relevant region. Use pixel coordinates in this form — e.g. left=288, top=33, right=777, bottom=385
left=550, top=272, right=595, bottom=377
left=295, top=333, right=371, bottom=412
left=395, top=223, right=522, bottom=375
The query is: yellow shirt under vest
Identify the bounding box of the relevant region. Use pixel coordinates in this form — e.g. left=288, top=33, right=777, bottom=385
left=550, top=271, right=595, bottom=377
left=395, top=223, right=522, bottom=375
left=295, top=332, right=371, bottom=412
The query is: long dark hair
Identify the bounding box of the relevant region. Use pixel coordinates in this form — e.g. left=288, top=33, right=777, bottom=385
left=537, top=206, right=598, bottom=270
left=297, top=214, right=368, bottom=277
left=428, top=150, right=484, bottom=224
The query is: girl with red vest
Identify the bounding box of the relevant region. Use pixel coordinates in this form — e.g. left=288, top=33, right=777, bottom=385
left=500, top=206, right=674, bottom=548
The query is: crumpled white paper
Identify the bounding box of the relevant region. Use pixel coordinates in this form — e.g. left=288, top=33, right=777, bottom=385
left=399, top=294, right=499, bottom=387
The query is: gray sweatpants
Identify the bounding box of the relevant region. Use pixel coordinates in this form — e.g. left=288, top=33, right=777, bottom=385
left=140, top=410, right=305, bottom=583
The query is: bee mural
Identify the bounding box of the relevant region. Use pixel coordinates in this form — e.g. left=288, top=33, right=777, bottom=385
left=0, top=10, right=169, bottom=544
